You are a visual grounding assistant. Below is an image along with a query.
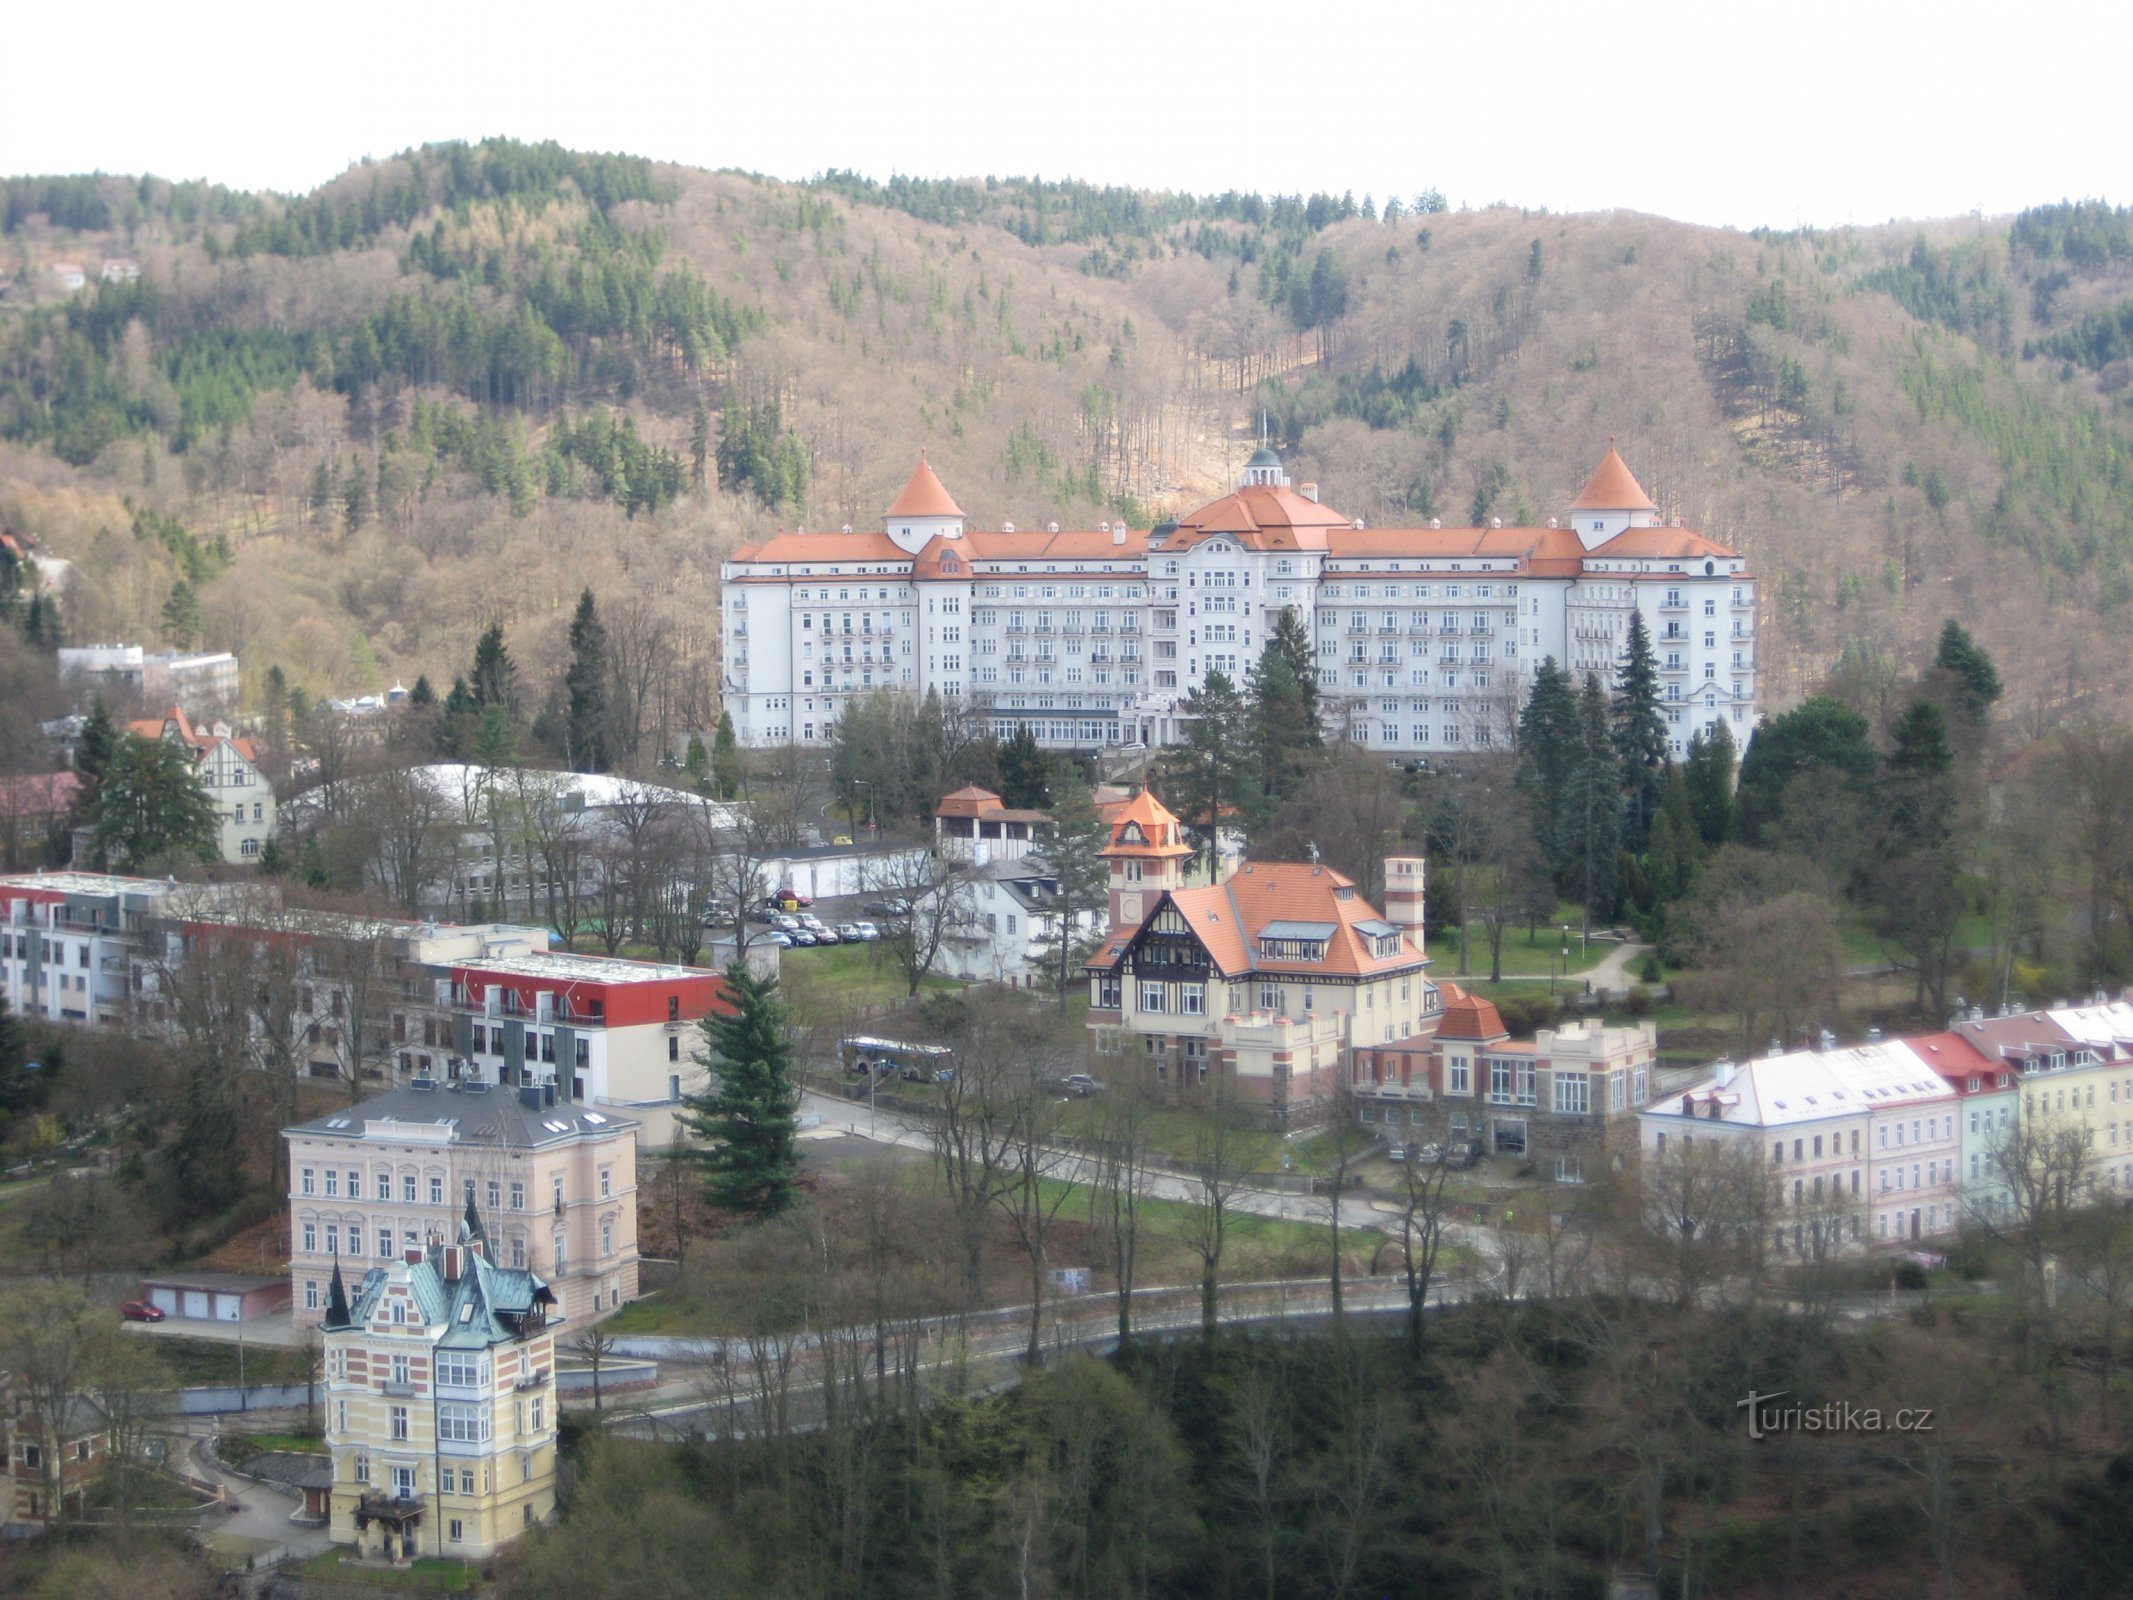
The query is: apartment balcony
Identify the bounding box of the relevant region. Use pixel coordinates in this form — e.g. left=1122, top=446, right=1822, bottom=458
left=1005, top=625, right=1026, bottom=635
left=355, top=1493, right=425, bottom=1526
left=1347, top=625, right=1370, bottom=637
left=1119, top=622, right=1140, bottom=635
left=1732, top=596, right=1754, bottom=610
left=730, top=625, right=748, bottom=638
left=1660, top=598, right=1687, bottom=611
left=1034, top=622, right=1056, bottom=635
left=1661, top=662, right=1688, bottom=676
left=1090, top=621, right=1112, bottom=634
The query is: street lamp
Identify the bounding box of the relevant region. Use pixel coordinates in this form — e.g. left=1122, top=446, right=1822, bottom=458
left=851, top=779, right=876, bottom=834
left=1549, top=926, right=1570, bottom=1000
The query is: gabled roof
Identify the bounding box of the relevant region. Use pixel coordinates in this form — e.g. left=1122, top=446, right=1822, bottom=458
left=1097, top=788, right=1191, bottom=860
left=1904, top=1031, right=2007, bottom=1092
left=1588, top=526, right=1737, bottom=561
left=885, top=452, right=964, bottom=519
left=341, top=1242, right=554, bottom=1349
left=729, top=530, right=908, bottom=565
left=1570, top=445, right=1657, bottom=512
left=1168, top=484, right=1357, bottom=551
left=1111, top=862, right=1423, bottom=980
left=935, top=785, right=1051, bottom=824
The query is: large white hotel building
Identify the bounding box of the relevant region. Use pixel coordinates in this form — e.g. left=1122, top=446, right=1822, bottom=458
left=719, top=444, right=1756, bottom=757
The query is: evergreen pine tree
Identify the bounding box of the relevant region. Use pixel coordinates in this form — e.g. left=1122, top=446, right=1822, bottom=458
left=408, top=675, right=437, bottom=708
left=1169, top=669, right=1252, bottom=879
left=1029, top=773, right=1112, bottom=1007
left=679, top=964, right=801, bottom=1219
left=472, top=703, right=518, bottom=772
left=1514, top=658, right=1578, bottom=884
left=1933, top=619, right=2002, bottom=727
left=683, top=731, right=710, bottom=788
left=1885, top=699, right=1956, bottom=848
left=1645, top=773, right=1700, bottom=906
left=90, top=735, right=221, bottom=870
left=710, top=712, right=742, bottom=801
left=1561, top=673, right=1621, bottom=930
left=0, top=996, right=36, bottom=1125
left=161, top=580, right=203, bottom=650
left=73, top=697, right=118, bottom=826
left=1245, top=608, right=1323, bottom=807
left=1681, top=722, right=1737, bottom=848
left=564, top=589, right=609, bottom=773
left=1610, top=611, right=1668, bottom=852
left=468, top=624, right=519, bottom=718
left=998, top=724, right=1050, bottom=810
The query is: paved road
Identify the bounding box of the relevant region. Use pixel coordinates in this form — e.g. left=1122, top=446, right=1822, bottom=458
left=182, top=1420, right=334, bottom=1566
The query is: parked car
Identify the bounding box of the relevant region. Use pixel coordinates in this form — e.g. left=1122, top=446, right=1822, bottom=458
left=120, top=1300, right=165, bottom=1323
left=863, top=897, right=914, bottom=918
left=835, top=923, right=866, bottom=942
left=849, top=921, right=881, bottom=942
left=1410, top=1142, right=1443, bottom=1166
left=787, top=929, right=818, bottom=947
left=1056, top=1073, right=1104, bottom=1098
left=762, top=931, right=794, bottom=948
left=1385, top=1144, right=1408, bottom=1163
left=772, top=914, right=802, bottom=932
left=811, top=927, right=841, bottom=945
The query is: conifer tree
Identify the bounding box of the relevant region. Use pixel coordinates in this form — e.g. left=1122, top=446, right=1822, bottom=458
left=1933, top=619, right=2002, bottom=727
left=564, top=589, right=609, bottom=773
left=1611, top=611, right=1668, bottom=852
left=161, top=580, right=202, bottom=651
left=468, top=623, right=519, bottom=719
left=90, top=735, right=220, bottom=870
left=408, top=675, right=437, bottom=708
left=1245, top=607, right=1322, bottom=807
left=1169, top=669, right=1252, bottom=879
left=1561, top=673, right=1621, bottom=930
left=710, top=712, right=741, bottom=801
left=998, top=724, right=1050, bottom=810
left=1514, top=658, right=1577, bottom=881
left=1645, top=773, right=1700, bottom=906
left=1682, top=722, right=1737, bottom=848
left=1030, top=773, right=1111, bottom=1007
left=73, top=698, right=118, bottom=824
left=1885, top=699, right=1956, bottom=848
left=680, top=964, right=800, bottom=1219
left=683, top=731, right=710, bottom=788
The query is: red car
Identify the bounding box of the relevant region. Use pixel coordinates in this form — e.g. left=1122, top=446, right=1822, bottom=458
left=120, top=1300, right=166, bottom=1323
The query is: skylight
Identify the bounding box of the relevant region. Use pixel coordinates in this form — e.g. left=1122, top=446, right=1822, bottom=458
left=581, top=1112, right=607, bottom=1125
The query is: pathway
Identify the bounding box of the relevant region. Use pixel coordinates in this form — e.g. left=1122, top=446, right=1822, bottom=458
left=182, top=1420, right=334, bottom=1567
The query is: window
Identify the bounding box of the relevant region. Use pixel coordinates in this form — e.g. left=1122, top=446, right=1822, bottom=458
left=1139, top=980, right=1168, bottom=1013
left=1555, top=1073, right=1589, bottom=1115
left=301, top=1167, right=315, bottom=1197
left=449, top=1519, right=464, bottom=1543
left=511, top=1181, right=525, bottom=1212
left=599, top=1167, right=611, bottom=1199
left=439, top=1402, right=490, bottom=1442
left=668, top=1035, right=679, bottom=1061
left=553, top=1234, right=565, bottom=1272
left=438, top=1354, right=485, bottom=1387
left=403, top=1175, right=417, bottom=1203
left=429, top=1177, right=444, bottom=1205
left=1180, top=984, right=1205, bottom=1016
left=376, top=1172, right=391, bottom=1201
left=302, top=1221, right=317, bottom=1253
left=324, top=1169, right=338, bottom=1198
left=390, top=1406, right=409, bottom=1441
left=487, top=1180, right=501, bottom=1214
left=601, top=1219, right=614, bottom=1257
left=304, top=1278, right=319, bottom=1310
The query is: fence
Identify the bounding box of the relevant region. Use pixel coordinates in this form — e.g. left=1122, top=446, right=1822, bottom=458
left=175, top=1382, right=315, bottom=1415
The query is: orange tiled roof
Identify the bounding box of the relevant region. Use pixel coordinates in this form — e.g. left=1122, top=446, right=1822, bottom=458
left=1138, top=861, right=1422, bottom=980
left=1438, top=992, right=1509, bottom=1041
left=1569, top=446, right=1657, bottom=512
left=1588, top=526, right=1736, bottom=560
left=1168, top=484, right=1356, bottom=551
left=1099, top=788, right=1191, bottom=859
left=729, top=530, right=909, bottom=565
left=884, top=452, right=965, bottom=519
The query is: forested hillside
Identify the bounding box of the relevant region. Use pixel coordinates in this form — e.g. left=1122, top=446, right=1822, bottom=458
left=3, top=142, right=2131, bottom=728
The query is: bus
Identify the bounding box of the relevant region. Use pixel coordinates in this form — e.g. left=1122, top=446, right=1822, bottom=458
left=839, top=1035, right=955, bottom=1089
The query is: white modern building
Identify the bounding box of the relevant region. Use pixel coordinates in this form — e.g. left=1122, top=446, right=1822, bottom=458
left=720, top=446, right=1756, bottom=760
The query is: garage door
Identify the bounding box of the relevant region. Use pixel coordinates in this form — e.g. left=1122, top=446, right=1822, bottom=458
left=213, top=1293, right=242, bottom=1322
left=180, top=1289, right=210, bottom=1319
left=149, top=1287, right=178, bottom=1316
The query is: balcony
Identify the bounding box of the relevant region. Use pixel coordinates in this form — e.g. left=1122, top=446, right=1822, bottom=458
left=355, top=1493, right=426, bottom=1526
left=1347, top=625, right=1370, bottom=636
left=1660, top=598, right=1687, bottom=611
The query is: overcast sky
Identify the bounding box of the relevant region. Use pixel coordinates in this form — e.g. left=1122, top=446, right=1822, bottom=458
left=5, top=0, right=2124, bottom=231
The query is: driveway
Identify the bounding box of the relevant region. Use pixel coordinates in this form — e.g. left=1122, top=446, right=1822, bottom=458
left=183, top=1422, right=334, bottom=1566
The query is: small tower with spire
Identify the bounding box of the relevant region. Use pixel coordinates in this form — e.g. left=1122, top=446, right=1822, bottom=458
left=882, top=450, right=966, bottom=553
left=1569, top=439, right=1662, bottom=550
left=1098, top=788, right=1194, bottom=934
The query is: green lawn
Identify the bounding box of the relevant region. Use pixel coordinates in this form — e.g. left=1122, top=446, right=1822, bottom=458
left=296, top=1549, right=477, bottom=1591
left=139, top=1336, right=315, bottom=1390
left=220, top=1430, right=324, bottom=1462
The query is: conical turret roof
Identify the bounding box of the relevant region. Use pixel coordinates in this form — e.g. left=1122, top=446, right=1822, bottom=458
left=885, top=451, right=965, bottom=519
left=1569, top=443, right=1657, bottom=512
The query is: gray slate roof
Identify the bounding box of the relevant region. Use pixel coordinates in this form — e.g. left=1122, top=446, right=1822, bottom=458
left=286, top=1081, right=636, bottom=1149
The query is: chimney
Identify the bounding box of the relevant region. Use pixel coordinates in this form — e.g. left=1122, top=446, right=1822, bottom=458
left=1713, top=1060, right=1735, bottom=1089
left=403, top=1246, right=423, bottom=1266
left=1681, top=1094, right=1695, bottom=1117
left=1429, top=517, right=1442, bottom=529
left=442, top=1245, right=462, bottom=1281
left=1111, top=522, right=1126, bottom=547
left=1866, top=1027, right=1882, bottom=1042
left=543, top=1080, right=558, bottom=1108
left=1299, top=482, right=1320, bottom=503
left=519, top=1084, right=541, bottom=1111
left=1380, top=856, right=1427, bottom=952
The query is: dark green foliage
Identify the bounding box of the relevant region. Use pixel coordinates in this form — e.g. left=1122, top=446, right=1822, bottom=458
left=1884, top=699, right=1955, bottom=848
left=2009, top=200, right=2133, bottom=271
left=709, top=711, right=741, bottom=801
left=679, top=965, right=800, bottom=1220
left=89, top=734, right=220, bottom=870
left=408, top=674, right=436, bottom=708
left=1681, top=721, right=1737, bottom=848
left=1735, top=696, right=1876, bottom=845
left=160, top=580, right=201, bottom=651
left=1645, top=774, right=1700, bottom=908
left=1256, top=359, right=1443, bottom=453
left=716, top=399, right=810, bottom=511
left=997, top=723, right=1050, bottom=809
left=0, top=995, right=39, bottom=1129
left=468, top=624, right=519, bottom=719
left=1244, top=607, right=1322, bottom=808
left=2028, top=297, right=2133, bottom=372
left=1029, top=774, right=1111, bottom=1004
left=1611, top=610, right=1668, bottom=852
left=1167, top=669, right=1252, bottom=878
left=564, top=590, right=608, bottom=773
left=1936, top=618, right=1996, bottom=725
left=1862, top=236, right=2012, bottom=352
left=1515, top=657, right=1578, bottom=879
left=1561, top=673, right=1621, bottom=924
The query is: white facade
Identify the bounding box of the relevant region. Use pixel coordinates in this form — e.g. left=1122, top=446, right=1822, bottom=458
left=720, top=448, right=1756, bottom=761
left=198, top=735, right=276, bottom=863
